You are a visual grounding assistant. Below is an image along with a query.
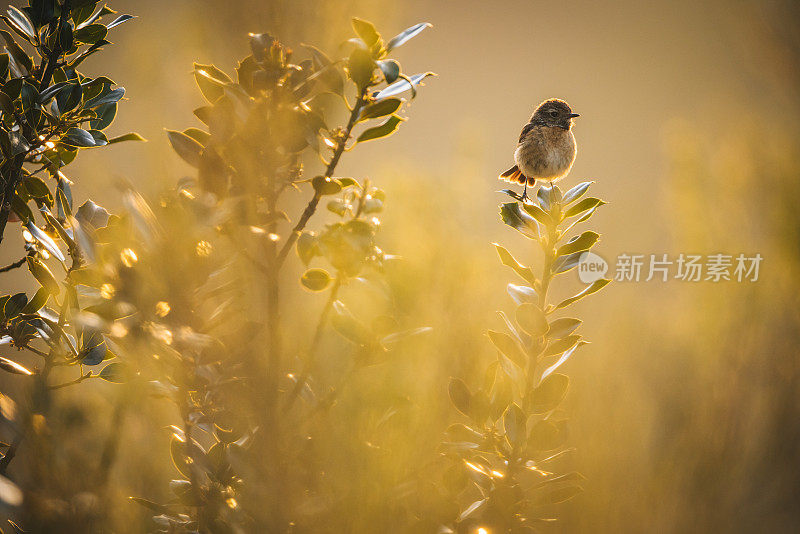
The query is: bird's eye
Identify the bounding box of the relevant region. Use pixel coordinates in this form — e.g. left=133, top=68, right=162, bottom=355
left=549, top=110, right=559, bottom=118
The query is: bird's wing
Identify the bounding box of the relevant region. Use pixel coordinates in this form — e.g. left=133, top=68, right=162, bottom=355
left=518, top=122, right=536, bottom=144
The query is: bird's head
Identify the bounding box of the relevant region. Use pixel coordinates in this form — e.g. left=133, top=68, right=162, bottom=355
left=531, top=99, right=579, bottom=130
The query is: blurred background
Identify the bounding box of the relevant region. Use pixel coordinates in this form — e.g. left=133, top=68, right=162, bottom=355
left=1, top=0, right=799, bottom=531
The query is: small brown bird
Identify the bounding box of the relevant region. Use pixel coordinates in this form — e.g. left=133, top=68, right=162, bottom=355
left=500, top=99, right=579, bottom=200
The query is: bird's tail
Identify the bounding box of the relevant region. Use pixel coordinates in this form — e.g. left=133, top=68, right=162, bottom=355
left=499, top=164, right=535, bottom=186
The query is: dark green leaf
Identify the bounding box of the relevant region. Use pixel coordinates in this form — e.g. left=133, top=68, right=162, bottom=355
left=3, top=293, right=27, bottom=319
left=22, top=286, right=49, bottom=314
left=84, top=87, right=124, bottom=108
left=356, top=114, right=404, bottom=143
left=73, top=23, right=107, bottom=44
left=358, top=98, right=401, bottom=122
left=312, top=176, right=342, bottom=196
left=61, top=127, right=96, bottom=147
left=499, top=202, right=538, bottom=239
left=376, top=59, right=400, bottom=83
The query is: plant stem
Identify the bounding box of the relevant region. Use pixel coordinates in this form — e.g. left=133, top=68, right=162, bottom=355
left=283, top=276, right=342, bottom=412
left=276, top=89, right=368, bottom=268
left=0, top=255, right=28, bottom=273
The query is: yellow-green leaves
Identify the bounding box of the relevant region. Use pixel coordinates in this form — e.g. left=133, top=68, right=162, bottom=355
left=530, top=373, right=569, bottom=414
left=494, top=243, right=536, bottom=285
left=516, top=303, right=548, bottom=337
left=448, top=377, right=472, bottom=418
left=554, top=279, right=611, bottom=310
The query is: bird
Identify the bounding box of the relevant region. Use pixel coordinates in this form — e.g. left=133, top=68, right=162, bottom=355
left=499, top=98, right=579, bottom=201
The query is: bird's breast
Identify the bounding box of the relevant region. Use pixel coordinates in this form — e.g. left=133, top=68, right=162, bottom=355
left=515, top=126, right=576, bottom=181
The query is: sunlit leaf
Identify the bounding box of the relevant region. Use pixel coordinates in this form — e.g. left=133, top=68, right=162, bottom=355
left=358, top=98, right=402, bottom=122
left=546, top=318, right=582, bottom=340
left=26, top=221, right=65, bottom=261
left=516, top=303, right=548, bottom=337
left=557, top=231, right=599, bottom=257
left=527, top=420, right=564, bottom=452
left=494, top=243, right=536, bottom=284
left=372, top=72, right=435, bottom=100
left=107, top=132, right=146, bottom=144
left=530, top=373, right=569, bottom=414
left=376, top=59, right=400, bottom=83
left=562, top=181, right=593, bottom=204
left=564, top=197, right=605, bottom=218
left=499, top=202, right=538, bottom=239
left=0, top=357, right=33, bottom=376
left=166, top=129, right=203, bottom=167
left=487, top=330, right=526, bottom=366
left=300, top=268, right=331, bottom=291
left=448, top=377, right=471, bottom=417
left=386, top=22, right=432, bottom=52
left=541, top=342, right=586, bottom=381
left=356, top=114, right=404, bottom=143
left=351, top=18, right=381, bottom=47
left=554, top=279, right=611, bottom=310
left=26, top=257, right=59, bottom=295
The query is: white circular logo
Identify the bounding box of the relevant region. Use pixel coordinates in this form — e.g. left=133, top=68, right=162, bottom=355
left=578, top=251, right=608, bottom=283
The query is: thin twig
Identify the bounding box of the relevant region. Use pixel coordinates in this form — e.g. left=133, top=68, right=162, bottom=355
left=0, top=256, right=28, bottom=273
left=276, top=88, right=369, bottom=267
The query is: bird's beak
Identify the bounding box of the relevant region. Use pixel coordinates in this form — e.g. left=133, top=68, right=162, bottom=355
left=568, top=113, right=580, bottom=118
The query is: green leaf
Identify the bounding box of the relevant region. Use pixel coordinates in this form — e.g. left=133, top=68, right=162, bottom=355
left=73, top=23, right=107, bottom=44
left=386, top=22, right=431, bottom=52
left=26, top=257, right=59, bottom=295
left=0, top=357, right=33, bottom=376
left=376, top=59, right=400, bottom=83
left=542, top=335, right=581, bottom=357
left=562, top=181, right=593, bottom=204
left=6, top=7, right=36, bottom=40
left=503, top=403, right=525, bottom=444
left=547, top=318, right=582, bottom=340
left=193, top=63, right=232, bottom=103
left=358, top=98, right=402, bottom=122
left=0, top=30, right=32, bottom=73
left=166, top=129, right=203, bottom=167
left=527, top=420, right=564, bottom=452
left=22, top=286, right=49, bottom=314
left=331, top=300, right=372, bottom=345
left=554, top=279, right=611, bottom=310
left=487, top=330, right=526, bottom=366
left=515, top=303, right=548, bottom=337
left=300, top=268, right=331, bottom=291
left=448, top=377, right=472, bottom=417
left=351, top=18, right=381, bottom=47
left=530, top=373, right=569, bottom=414
left=499, top=202, right=538, bottom=239
left=356, top=114, right=404, bottom=143
left=373, top=72, right=435, bottom=100
left=522, top=202, right=552, bottom=226
left=61, top=127, right=96, bottom=147
left=106, top=14, right=135, bottom=29
left=557, top=231, right=599, bottom=257
left=312, top=176, right=342, bottom=196
left=3, top=293, right=27, bottom=319
left=493, top=243, right=535, bottom=284
left=26, top=221, right=65, bottom=261
left=99, top=362, right=126, bottom=383
left=541, top=342, right=586, bottom=381
left=347, top=48, right=375, bottom=90
left=84, top=87, right=124, bottom=108
left=564, top=197, right=605, bottom=218
left=296, top=232, right=318, bottom=265
left=107, top=132, right=146, bottom=144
